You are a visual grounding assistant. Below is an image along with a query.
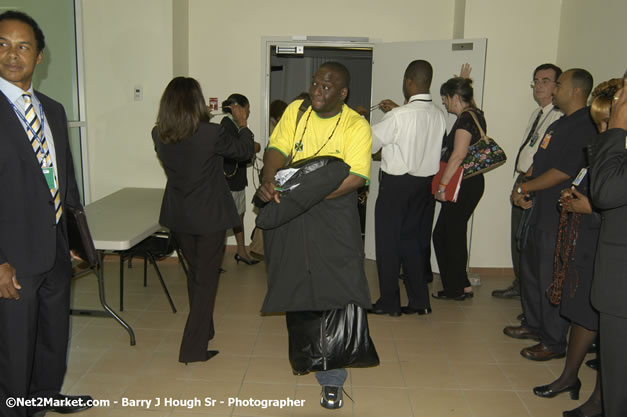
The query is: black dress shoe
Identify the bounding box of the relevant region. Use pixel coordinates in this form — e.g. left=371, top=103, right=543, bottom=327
left=533, top=378, right=581, bottom=399
left=234, top=253, right=260, bottom=265
left=45, top=394, right=93, bottom=414
left=491, top=285, right=521, bottom=299
left=369, top=304, right=401, bottom=317
left=431, top=291, right=465, bottom=301
left=516, top=313, right=525, bottom=321
left=401, top=306, right=432, bottom=315
left=585, top=358, right=599, bottom=370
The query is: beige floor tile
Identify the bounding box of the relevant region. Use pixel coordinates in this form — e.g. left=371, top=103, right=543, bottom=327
left=184, top=354, right=250, bottom=382
left=441, top=341, right=496, bottom=363
left=369, top=337, right=399, bottom=362
left=88, top=346, right=154, bottom=376
left=488, top=341, right=535, bottom=363
left=407, top=387, right=472, bottom=417
left=401, top=360, right=459, bottom=389
left=351, top=360, right=405, bottom=388
left=174, top=379, right=242, bottom=415
left=395, top=339, right=447, bottom=362
left=452, top=362, right=512, bottom=390
left=244, top=357, right=301, bottom=385
left=352, top=386, right=413, bottom=417
left=211, top=331, right=258, bottom=356
left=464, top=390, right=530, bottom=417
left=216, top=313, right=263, bottom=333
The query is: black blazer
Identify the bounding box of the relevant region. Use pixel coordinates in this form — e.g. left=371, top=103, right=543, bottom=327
left=590, top=128, right=627, bottom=318
left=152, top=122, right=254, bottom=235
left=0, top=91, right=81, bottom=277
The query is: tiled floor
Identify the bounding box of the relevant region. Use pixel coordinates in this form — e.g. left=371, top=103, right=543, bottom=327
left=60, top=250, right=598, bottom=417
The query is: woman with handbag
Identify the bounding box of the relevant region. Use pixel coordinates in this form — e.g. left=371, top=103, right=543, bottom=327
left=432, top=77, right=486, bottom=300
left=152, top=77, right=254, bottom=363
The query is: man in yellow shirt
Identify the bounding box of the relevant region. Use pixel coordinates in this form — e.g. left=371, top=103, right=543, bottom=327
left=257, top=62, right=373, bottom=410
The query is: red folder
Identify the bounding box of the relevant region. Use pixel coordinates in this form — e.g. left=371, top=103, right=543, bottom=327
left=431, top=161, right=463, bottom=202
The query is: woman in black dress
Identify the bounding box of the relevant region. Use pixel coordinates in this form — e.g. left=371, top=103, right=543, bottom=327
left=432, top=77, right=486, bottom=300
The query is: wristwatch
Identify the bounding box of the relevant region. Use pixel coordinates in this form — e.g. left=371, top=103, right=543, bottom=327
left=516, top=185, right=523, bottom=194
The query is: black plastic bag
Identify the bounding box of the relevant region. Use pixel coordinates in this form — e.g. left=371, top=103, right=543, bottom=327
left=286, top=304, right=379, bottom=374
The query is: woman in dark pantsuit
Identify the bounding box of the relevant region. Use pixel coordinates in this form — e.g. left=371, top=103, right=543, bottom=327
left=152, top=77, right=254, bottom=363
left=433, top=77, right=486, bottom=300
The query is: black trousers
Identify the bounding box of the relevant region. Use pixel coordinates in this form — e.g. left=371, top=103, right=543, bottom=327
left=375, top=172, right=433, bottom=312
left=174, top=230, right=225, bottom=363
left=510, top=203, right=524, bottom=289
left=0, top=226, right=72, bottom=417
left=600, top=312, right=627, bottom=417
left=433, top=174, right=484, bottom=297
left=374, top=173, right=433, bottom=312
left=520, top=226, right=569, bottom=351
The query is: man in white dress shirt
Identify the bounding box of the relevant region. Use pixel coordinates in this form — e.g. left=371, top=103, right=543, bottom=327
left=370, top=60, right=446, bottom=316
left=492, top=63, right=563, bottom=301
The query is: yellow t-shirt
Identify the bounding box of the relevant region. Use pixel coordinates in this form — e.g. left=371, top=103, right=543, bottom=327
left=268, top=100, right=372, bottom=182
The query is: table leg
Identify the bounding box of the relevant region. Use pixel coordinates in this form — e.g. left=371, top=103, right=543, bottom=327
left=70, top=251, right=136, bottom=345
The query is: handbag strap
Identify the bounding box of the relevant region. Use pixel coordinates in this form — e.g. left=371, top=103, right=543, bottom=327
left=464, top=109, right=490, bottom=145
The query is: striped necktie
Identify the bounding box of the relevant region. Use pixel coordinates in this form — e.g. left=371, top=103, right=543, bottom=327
left=22, top=93, right=62, bottom=223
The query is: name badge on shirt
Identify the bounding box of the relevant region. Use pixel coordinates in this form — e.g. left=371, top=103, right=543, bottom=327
left=42, top=167, right=57, bottom=189
left=540, top=132, right=552, bottom=149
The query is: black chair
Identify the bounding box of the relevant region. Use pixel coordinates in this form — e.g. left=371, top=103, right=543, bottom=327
left=117, top=231, right=189, bottom=313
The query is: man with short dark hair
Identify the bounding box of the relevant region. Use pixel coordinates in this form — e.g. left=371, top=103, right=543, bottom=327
left=492, top=63, right=562, bottom=300
left=0, top=10, right=92, bottom=416
left=370, top=60, right=446, bottom=316
left=256, top=61, right=373, bottom=410
left=505, top=68, right=596, bottom=361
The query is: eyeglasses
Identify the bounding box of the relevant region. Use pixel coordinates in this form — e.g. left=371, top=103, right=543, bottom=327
left=530, top=79, right=555, bottom=88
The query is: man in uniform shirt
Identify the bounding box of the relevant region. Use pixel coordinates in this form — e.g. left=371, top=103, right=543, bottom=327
left=493, top=63, right=562, bottom=300
left=505, top=68, right=596, bottom=361
left=370, top=60, right=446, bottom=316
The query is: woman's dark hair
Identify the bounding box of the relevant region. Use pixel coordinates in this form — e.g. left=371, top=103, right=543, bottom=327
left=270, top=99, right=288, bottom=121
left=222, top=93, right=249, bottom=114
left=440, top=77, right=477, bottom=108
left=0, top=10, right=45, bottom=52
left=156, top=77, right=210, bottom=144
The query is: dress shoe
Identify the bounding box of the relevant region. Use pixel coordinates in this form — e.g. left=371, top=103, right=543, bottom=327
left=401, top=306, right=432, bottom=315
left=521, top=343, right=566, bottom=361
left=44, top=394, right=93, bottom=414
left=431, top=291, right=465, bottom=301
left=562, top=404, right=603, bottom=417
left=503, top=325, right=540, bottom=340
left=516, top=313, right=525, bottom=321
left=463, top=291, right=474, bottom=299
left=183, top=350, right=219, bottom=365
left=491, top=285, right=521, bottom=299
left=234, top=253, right=260, bottom=265
left=369, top=304, right=401, bottom=317
left=585, top=358, right=599, bottom=370
left=533, top=378, right=581, bottom=399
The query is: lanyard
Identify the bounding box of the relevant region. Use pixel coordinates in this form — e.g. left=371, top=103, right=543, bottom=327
left=2, top=91, right=46, bottom=145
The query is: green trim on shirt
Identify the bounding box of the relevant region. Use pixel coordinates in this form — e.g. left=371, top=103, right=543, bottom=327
left=350, top=171, right=370, bottom=186
left=267, top=146, right=289, bottom=159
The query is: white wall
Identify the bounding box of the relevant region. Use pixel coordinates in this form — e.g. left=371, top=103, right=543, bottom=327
left=462, top=0, right=562, bottom=266
left=81, top=0, right=172, bottom=201
left=557, top=0, right=627, bottom=82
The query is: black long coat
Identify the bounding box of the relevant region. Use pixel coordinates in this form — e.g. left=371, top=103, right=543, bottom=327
left=258, top=159, right=372, bottom=312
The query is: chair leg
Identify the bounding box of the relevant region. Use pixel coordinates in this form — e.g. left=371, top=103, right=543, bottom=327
left=147, top=252, right=177, bottom=313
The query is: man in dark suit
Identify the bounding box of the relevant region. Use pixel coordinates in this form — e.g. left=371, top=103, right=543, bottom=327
left=0, top=10, right=92, bottom=416
left=589, top=74, right=627, bottom=417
